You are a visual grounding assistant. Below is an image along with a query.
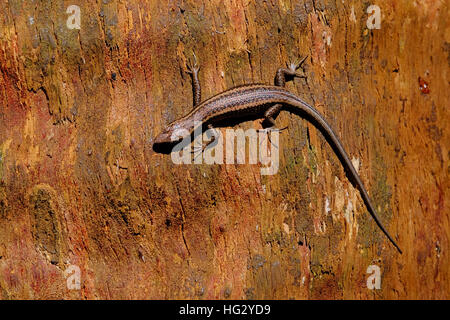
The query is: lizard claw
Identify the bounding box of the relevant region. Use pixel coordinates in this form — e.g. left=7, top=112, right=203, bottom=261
left=258, top=126, right=288, bottom=133
left=286, top=55, right=308, bottom=74
left=258, top=126, right=288, bottom=150
left=186, top=52, right=200, bottom=74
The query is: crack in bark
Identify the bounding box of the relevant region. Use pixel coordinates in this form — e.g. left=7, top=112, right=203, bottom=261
left=175, top=184, right=191, bottom=262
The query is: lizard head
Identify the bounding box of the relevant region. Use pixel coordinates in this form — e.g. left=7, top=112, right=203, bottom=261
left=152, top=118, right=196, bottom=151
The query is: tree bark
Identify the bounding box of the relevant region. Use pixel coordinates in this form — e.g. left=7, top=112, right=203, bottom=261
left=0, top=0, right=448, bottom=299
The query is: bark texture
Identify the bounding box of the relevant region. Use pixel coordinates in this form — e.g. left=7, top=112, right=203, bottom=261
left=0, top=0, right=448, bottom=299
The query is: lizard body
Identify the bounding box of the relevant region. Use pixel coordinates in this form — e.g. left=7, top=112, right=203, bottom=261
left=153, top=56, right=402, bottom=254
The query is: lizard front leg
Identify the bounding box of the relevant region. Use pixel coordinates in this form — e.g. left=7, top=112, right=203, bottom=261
left=186, top=52, right=201, bottom=107
left=192, top=123, right=219, bottom=160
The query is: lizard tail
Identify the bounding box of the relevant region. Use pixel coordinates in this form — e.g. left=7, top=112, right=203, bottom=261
left=287, top=96, right=402, bottom=254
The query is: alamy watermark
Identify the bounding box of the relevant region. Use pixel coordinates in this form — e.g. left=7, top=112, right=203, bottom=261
left=64, top=264, right=81, bottom=290
left=366, top=264, right=381, bottom=290
left=366, top=5, right=381, bottom=30
left=169, top=123, right=279, bottom=175
left=66, top=5, right=81, bottom=30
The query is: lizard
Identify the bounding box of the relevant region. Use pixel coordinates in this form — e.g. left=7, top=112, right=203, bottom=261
left=152, top=54, right=402, bottom=254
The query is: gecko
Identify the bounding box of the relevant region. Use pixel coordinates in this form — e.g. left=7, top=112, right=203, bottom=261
left=152, top=54, right=402, bottom=254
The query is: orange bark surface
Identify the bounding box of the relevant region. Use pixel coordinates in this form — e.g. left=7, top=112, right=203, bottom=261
left=0, top=0, right=448, bottom=299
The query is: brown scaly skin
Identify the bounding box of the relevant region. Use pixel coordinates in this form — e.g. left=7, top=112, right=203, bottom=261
left=153, top=56, right=402, bottom=254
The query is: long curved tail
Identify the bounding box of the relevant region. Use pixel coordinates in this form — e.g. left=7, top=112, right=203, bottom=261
left=287, top=95, right=402, bottom=254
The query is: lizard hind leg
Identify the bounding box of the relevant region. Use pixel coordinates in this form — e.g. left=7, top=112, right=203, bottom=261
left=259, top=104, right=288, bottom=149
left=275, top=55, right=308, bottom=87
left=186, top=52, right=202, bottom=107
left=268, top=55, right=308, bottom=141
left=262, top=104, right=282, bottom=128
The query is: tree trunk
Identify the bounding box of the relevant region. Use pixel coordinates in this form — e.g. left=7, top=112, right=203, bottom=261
left=0, top=0, right=448, bottom=299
